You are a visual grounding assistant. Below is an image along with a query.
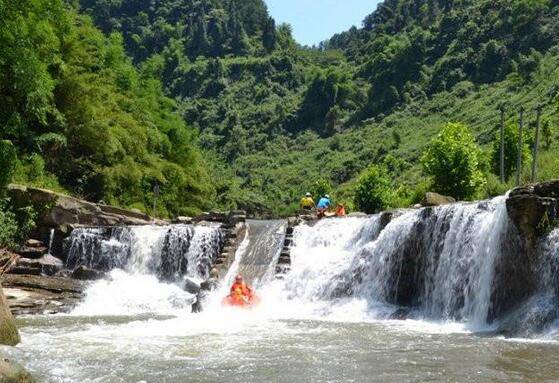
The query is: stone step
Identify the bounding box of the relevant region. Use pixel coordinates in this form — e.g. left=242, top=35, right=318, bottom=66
left=25, top=239, right=45, bottom=248
left=277, top=256, right=291, bottom=265
left=16, top=246, right=47, bottom=259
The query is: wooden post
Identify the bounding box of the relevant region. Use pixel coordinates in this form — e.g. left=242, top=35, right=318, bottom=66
left=531, top=106, right=542, bottom=183
left=516, top=107, right=524, bottom=186
left=499, top=107, right=505, bottom=183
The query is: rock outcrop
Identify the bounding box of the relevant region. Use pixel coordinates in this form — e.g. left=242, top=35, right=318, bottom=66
left=2, top=274, right=85, bottom=315
left=7, top=184, right=164, bottom=238
left=506, top=181, right=559, bottom=248
left=0, top=286, right=20, bottom=346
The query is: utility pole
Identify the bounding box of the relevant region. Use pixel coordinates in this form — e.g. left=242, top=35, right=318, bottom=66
left=499, top=106, right=505, bottom=183
left=516, top=107, right=524, bottom=186
left=531, top=106, right=542, bottom=183
left=153, top=183, right=160, bottom=221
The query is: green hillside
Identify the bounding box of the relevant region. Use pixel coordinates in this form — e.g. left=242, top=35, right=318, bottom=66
left=2, top=0, right=559, bottom=218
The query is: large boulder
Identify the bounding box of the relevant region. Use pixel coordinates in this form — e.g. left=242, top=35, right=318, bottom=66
left=506, top=182, right=559, bottom=248
left=421, top=192, right=456, bottom=207
left=7, top=184, right=159, bottom=230
left=0, top=287, right=20, bottom=346
left=0, top=358, right=35, bottom=383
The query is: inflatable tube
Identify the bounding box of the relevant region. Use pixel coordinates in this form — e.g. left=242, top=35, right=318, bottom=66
left=222, top=294, right=260, bottom=308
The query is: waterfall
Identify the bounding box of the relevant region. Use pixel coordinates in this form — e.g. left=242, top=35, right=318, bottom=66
left=66, top=224, right=224, bottom=281
left=68, top=224, right=224, bottom=316
left=224, top=220, right=286, bottom=287
left=280, top=197, right=510, bottom=326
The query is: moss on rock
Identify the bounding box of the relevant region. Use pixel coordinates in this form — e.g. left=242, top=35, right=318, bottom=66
left=0, top=286, right=20, bottom=346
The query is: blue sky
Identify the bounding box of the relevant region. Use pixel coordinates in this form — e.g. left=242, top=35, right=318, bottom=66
left=264, top=0, right=382, bottom=46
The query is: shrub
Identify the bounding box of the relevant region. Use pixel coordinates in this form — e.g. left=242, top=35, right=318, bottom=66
left=491, top=123, right=532, bottom=181
left=421, top=123, right=486, bottom=200
left=353, top=165, right=393, bottom=214
left=0, top=141, right=16, bottom=195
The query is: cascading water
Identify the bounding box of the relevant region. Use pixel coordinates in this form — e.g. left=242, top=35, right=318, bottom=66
left=66, top=224, right=224, bottom=280
left=225, top=220, right=286, bottom=287
left=66, top=224, right=224, bottom=316
left=275, top=197, right=510, bottom=327
left=8, top=203, right=559, bottom=382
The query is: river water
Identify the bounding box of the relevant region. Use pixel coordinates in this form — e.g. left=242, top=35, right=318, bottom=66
left=3, top=207, right=559, bottom=382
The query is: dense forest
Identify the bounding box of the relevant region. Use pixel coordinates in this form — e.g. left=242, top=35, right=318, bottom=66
left=2, top=0, right=559, bottom=221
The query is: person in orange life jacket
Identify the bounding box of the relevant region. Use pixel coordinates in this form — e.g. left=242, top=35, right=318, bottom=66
left=229, top=275, right=253, bottom=303
left=335, top=203, right=346, bottom=217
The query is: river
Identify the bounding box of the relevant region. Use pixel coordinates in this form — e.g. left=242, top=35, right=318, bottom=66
left=3, top=206, right=559, bottom=382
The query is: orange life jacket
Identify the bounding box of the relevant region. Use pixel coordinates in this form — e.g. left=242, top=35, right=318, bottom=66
left=230, top=282, right=252, bottom=298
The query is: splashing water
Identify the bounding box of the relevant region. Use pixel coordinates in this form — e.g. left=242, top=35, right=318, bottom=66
left=67, top=224, right=224, bottom=316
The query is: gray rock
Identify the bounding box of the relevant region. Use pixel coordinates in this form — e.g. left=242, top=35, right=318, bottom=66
left=15, top=255, right=63, bottom=277
left=23, top=239, right=43, bottom=248
left=183, top=278, right=200, bottom=295
left=72, top=266, right=105, bottom=281
left=421, top=192, right=456, bottom=207
left=0, top=357, right=35, bottom=383
left=0, top=287, right=20, bottom=346
left=14, top=247, right=46, bottom=260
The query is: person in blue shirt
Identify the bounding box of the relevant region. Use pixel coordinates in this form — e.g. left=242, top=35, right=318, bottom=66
left=316, top=194, right=332, bottom=218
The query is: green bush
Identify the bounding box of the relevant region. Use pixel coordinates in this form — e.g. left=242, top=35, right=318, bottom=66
left=421, top=123, right=486, bottom=200
left=353, top=165, right=393, bottom=214
left=310, top=179, right=332, bottom=202
left=0, top=200, right=36, bottom=249
left=0, top=141, right=16, bottom=195
left=491, top=123, right=532, bottom=181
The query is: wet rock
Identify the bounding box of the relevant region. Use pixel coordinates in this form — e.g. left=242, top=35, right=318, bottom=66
left=23, top=239, right=43, bottom=248
left=506, top=194, right=557, bottom=246
left=495, top=294, right=559, bottom=338
left=14, top=246, right=46, bottom=260
left=2, top=274, right=85, bottom=315
left=0, top=287, right=20, bottom=346
left=14, top=255, right=63, bottom=277
left=390, top=308, right=411, bottom=320
left=71, top=266, right=105, bottom=281
left=183, top=278, right=200, bottom=295
left=0, top=357, right=36, bottom=383
left=421, top=192, right=456, bottom=207
left=379, top=212, right=393, bottom=231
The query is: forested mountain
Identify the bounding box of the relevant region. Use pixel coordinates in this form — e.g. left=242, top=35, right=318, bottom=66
left=0, top=0, right=212, bottom=216
left=3, top=0, right=559, bottom=218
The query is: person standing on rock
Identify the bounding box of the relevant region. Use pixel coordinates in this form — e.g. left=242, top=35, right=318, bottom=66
left=300, top=192, right=315, bottom=212
left=316, top=194, right=332, bottom=218
left=191, top=268, right=220, bottom=313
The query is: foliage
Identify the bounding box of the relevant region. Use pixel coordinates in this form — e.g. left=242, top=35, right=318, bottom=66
left=0, top=141, right=16, bottom=195
left=0, top=200, right=36, bottom=250
left=353, top=165, right=393, bottom=214
left=5, top=0, right=559, bottom=217
left=422, top=123, right=486, bottom=200
left=309, top=179, right=332, bottom=202
left=0, top=0, right=212, bottom=217
left=491, top=123, right=533, bottom=181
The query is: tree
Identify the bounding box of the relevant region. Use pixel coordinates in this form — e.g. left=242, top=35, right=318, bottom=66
left=542, top=119, right=553, bottom=149
left=262, top=17, right=276, bottom=53
left=491, top=123, right=532, bottom=181
left=353, top=165, right=393, bottom=214
left=0, top=141, right=17, bottom=195
left=421, top=123, right=486, bottom=200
